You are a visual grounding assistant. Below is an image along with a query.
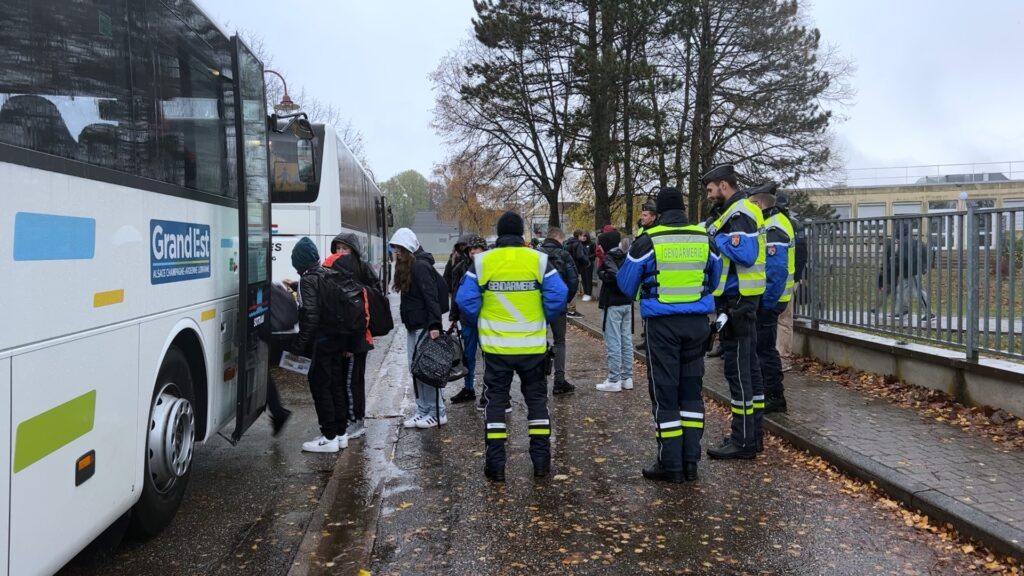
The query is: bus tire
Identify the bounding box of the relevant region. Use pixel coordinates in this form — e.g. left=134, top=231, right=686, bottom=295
left=129, top=346, right=197, bottom=538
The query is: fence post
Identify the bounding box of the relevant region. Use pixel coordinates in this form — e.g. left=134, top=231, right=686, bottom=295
left=808, top=220, right=820, bottom=330
left=965, top=204, right=980, bottom=362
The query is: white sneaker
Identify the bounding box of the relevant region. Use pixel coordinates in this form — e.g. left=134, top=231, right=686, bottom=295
left=403, top=414, right=424, bottom=428
left=621, top=378, right=634, bottom=390
left=302, top=435, right=340, bottom=453
left=582, top=295, right=592, bottom=302
left=415, top=414, right=449, bottom=428
left=596, top=380, right=622, bottom=392
left=347, top=420, right=366, bottom=439
left=338, top=434, right=350, bottom=449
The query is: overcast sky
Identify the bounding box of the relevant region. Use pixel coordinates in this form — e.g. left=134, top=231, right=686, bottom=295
left=202, top=0, right=1024, bottom=183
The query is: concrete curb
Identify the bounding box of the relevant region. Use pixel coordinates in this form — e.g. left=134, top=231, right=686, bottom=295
left=567, top=315, right=1024, bottom=561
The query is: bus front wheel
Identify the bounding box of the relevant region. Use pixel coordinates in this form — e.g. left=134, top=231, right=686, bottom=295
left=130, top=346, right=196, bottom=538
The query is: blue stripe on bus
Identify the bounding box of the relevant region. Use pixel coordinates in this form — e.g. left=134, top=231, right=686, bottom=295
left=14, top=212, right=96, bottom=261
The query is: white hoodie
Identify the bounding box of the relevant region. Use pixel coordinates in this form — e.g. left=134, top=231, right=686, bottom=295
left=388, top=227, right=420, bottom=253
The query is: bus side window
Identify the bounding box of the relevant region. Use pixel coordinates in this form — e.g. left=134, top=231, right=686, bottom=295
left=297, top=138, right=315, bottom=183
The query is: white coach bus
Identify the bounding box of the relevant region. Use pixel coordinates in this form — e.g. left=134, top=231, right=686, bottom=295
left=0, top=1, right=294, bottom=573
left=269, top=124, right=392, bottom=290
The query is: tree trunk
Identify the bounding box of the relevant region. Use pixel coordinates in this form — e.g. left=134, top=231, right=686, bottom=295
left=588, top=0, right=614, bottom=231
left=622, top=27, right=634, bottom=235
left=673, top=38, right=692, bottom=195
left=687, top=1, right=714, bottom=223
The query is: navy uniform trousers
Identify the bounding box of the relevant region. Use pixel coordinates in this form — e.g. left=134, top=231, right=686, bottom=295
left=645, top=314, right=710, bottom=471
left=482, top=353, right=550, bottom=471
left=757, top=304, right=785, bottom=400
left=720, top=295, right=763, bottom=450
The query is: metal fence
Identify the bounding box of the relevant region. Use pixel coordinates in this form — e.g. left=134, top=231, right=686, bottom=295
left=795, top=205, right=1024, bottom=361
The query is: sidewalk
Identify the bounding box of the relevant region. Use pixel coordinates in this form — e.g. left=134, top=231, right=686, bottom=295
left=568, top=296, right=1024, bottom=561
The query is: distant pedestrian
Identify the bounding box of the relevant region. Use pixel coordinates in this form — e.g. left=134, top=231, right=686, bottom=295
left=537, top=227, right=581, bottom=396
left=595, top=229, right=634, bottom=392
left=635, top=201, right=658, bottom=352
left=325, top=233, right=380, bottom=440
left=894, top=222, right=935, bottom=323
left=595, top=224, right=616, bottom=270
left=389, top=228, right=447, bottom=429
left=289, top=237, right=351, bottom=453
left=579, top=231, right=597, bottom=301
left=618, top=187, right=721, bottom=483
left=443, top=234, right=472, bottom=297
left=455, top=211, right=568, bottom=481
left=449, top=234, right=488, bottom=405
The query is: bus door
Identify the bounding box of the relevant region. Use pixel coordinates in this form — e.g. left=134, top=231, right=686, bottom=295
left=231, top=36, right=271, bottom=441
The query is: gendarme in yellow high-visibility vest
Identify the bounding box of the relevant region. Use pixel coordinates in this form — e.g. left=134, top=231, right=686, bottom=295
left=476, top=247, right=549, bottom=355
left=765, top=211, right=796, bottom=303
left=711, top=198, right=766, bottom=297
left=643, top=224, right=711, bottom=303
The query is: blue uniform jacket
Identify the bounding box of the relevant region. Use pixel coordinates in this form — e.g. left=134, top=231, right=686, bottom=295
left=617, top=210, right=722, bottom=319
left=713, top=192, right=761, bottom=296
left=761, top=222, right=790, bottom=311
left=455, top=235, right=568, bottom=326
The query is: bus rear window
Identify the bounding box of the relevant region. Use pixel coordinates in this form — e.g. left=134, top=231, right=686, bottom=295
left=270, top=131, right=320, bottom=203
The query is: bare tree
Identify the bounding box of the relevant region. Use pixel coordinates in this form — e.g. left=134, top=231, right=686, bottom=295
left=432, top=1, right=581, bottom=228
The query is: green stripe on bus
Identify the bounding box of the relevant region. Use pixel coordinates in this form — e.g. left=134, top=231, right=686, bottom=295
left=14, top=390, right=96, bottom=473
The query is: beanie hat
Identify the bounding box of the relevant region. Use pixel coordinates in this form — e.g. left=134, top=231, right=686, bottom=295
left=598, top=230, right=621, bottom=252
left=388, top=227, right=420, bottom=253
left=656, top=187, right=684, bottom=213
left=291, top=236, right=320, bottom=275
left=496, top=211, right=524, bottom=237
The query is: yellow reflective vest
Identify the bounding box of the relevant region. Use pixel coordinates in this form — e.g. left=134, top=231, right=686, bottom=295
left=710, top=198, right=766, bottom=297
left=643, top=224, right=711, bottom=303
left=765, top=211, right=796, bottom=303
left=475, top=247, right=548, bottom=355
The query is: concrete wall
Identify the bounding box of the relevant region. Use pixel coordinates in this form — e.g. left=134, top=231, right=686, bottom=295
left=795, top=324, right=1024, bottom=418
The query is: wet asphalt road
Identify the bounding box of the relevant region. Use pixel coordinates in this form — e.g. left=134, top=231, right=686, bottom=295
left=59, top=325, right=398, bottom=576
left=355, top=325, right=980, bottom=576
left=61, top=314, right=983, bottom=576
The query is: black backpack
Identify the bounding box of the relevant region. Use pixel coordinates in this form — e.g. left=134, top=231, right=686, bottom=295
left=269, top=282, right=298, bottom=333
left=365, top=285, right=394, bottom=337
left=433, top=268, right=450, bottom=315
left=318, top=269, right=368, bottom=336
left=539, top=245, right=572, bottom=288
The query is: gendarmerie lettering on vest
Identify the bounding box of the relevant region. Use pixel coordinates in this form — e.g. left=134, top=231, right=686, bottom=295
left=486, top=280, right=540, bottom=292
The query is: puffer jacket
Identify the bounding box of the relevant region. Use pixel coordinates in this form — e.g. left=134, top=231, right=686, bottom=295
left=537, top=238, right=579, bottom=304
left=290, top=265, right=331, bottom=355
left=400, top=248, right=443, bottom=331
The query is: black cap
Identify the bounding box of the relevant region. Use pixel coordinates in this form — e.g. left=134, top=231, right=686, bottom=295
left=496, top=211, right=524, bottom=237
left=700, top=164, right=736, bottom=186
left=656, top=187, right=684, bottom=213
left=746, top=181, right=779, bottom=197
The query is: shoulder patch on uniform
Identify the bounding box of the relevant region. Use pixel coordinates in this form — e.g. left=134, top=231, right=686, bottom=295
left=768, top=246, right=777, bottom=256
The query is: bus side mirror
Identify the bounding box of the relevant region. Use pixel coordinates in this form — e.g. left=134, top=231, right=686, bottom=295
left=387, top=206, right=395, bottom=228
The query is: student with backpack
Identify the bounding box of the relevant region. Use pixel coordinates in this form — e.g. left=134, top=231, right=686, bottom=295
left=389, top=228, right=448, bottom=429
left=448, top=234, right=488, bottom=405
left=288, top=237, right=359, bottom=453
left=324, top=232, right=386, bottom=440
left=595, top=230, right=634, bottom=392
left=537, top=227, right=580, bottom=395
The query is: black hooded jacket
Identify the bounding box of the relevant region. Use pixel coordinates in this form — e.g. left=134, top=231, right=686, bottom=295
left=400, top=248, right=443, bottom=331
left=331, top=232, right=380, bottom=288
